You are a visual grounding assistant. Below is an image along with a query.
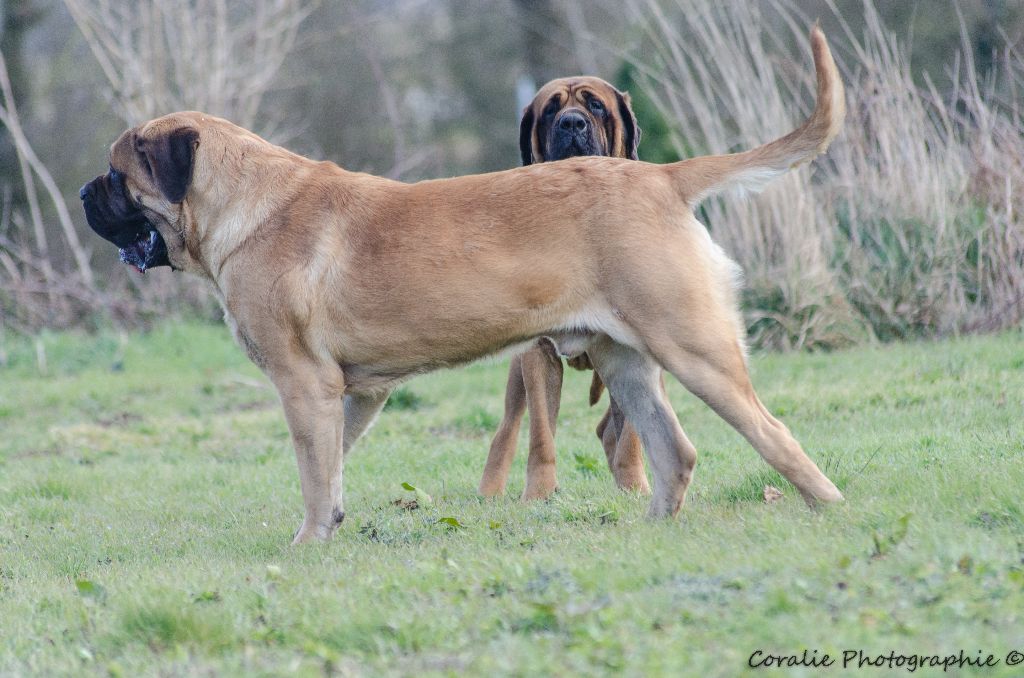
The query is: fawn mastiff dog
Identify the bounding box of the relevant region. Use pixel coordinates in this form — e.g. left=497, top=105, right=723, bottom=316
left=81, top=27, right=845, bottom=543
left=478, top=75, right=650, bottom=502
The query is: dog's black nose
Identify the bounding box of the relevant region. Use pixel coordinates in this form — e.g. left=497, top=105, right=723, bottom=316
left=79, top=182, right=93, bottom=201
left=558, top=111, right=588, bottom=134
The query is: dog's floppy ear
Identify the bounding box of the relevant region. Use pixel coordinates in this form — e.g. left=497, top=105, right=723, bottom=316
left=614, top=89, right=642, bottom=160
left=518, top=105, right=537, bottom=166
left=138, top=126, right=199, bottom=204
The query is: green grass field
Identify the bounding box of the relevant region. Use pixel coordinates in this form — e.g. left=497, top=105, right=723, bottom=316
left=1, top=323, right=1022, bottom=676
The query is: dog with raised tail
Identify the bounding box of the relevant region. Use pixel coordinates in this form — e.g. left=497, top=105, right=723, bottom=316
left=80, top=27, right=844, bottom=543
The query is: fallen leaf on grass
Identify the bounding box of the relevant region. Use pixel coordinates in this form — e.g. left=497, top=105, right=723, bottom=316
left=437, top=516, right=466, bottom=530
left=400, top=482, right=433, bottom=506
left=763, top=485, right=784, bottom=504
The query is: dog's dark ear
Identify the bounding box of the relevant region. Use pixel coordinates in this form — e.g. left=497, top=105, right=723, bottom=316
left=615, top=90, right=641, bottom=160
left=139, top=126, right=199, bottom=203
left=518, top=105, right=536, bottom=166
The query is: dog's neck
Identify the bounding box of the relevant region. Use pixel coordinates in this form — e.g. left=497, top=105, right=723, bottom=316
left=189, top=153, right=318, bottom=281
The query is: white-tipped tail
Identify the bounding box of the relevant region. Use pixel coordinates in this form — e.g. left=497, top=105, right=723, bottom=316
left=667, top=26, right=846, bottom=205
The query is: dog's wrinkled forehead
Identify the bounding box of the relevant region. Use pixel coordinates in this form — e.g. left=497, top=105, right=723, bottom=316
left=534, top=76, right=615, bottom=114
left=109, top=114, right=201, bottom=180
left=106, top=112, right=206, bottom=205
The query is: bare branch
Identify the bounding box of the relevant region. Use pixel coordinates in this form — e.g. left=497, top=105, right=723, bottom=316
left=0, top=49, right=96, bottom=290
left=64, top=0, right=315, bottom=131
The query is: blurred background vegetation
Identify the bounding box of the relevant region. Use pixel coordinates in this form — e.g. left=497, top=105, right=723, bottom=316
left=1, top=0, right=1022, bottom=349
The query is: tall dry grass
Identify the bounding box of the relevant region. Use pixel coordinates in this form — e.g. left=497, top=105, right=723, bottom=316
left=623, top=0, right=1024, bottom=348
left=3, top=1, right=1021, bottom=346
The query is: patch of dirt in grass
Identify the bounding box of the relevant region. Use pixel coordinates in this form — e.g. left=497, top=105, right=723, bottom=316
left=391, top=498, right=420, bottom=510
left=96, top=411, right=143, bottom=428
left=11, top=445, right=62, bottom=460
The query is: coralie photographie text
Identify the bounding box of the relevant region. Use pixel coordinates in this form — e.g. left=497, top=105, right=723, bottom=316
left=748, top=648, right=1024, bottom=672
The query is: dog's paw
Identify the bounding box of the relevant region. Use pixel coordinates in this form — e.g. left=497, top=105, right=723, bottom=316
left=291, top=510, right=345, bottom=544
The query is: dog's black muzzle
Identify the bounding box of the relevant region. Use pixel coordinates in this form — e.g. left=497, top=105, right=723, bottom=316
left=548, top=109, right=602, bottom=161
left=80, top=170, right=170, bottom=273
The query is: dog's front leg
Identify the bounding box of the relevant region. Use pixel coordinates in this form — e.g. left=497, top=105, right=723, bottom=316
left=271, top=363, right=347, bottom=544
left=521, top=339, right=564, bottom=500
left=480, top=354, right=528, bottom=497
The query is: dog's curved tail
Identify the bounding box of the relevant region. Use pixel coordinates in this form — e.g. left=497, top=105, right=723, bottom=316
left=667, top=25, right=845, bottom=206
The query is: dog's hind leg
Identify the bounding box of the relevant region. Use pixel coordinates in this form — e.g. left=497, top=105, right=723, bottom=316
left=643, top=322, right=843, bottom=510
left=597, top=397, right=651, bottom=494
left=587, top=338, right=697, bottom=517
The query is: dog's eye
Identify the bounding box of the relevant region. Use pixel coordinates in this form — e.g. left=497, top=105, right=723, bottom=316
left=588, top=99, right=605, bottom=114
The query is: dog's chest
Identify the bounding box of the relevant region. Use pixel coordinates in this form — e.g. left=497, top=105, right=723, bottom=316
left=217, top=299, right=268, bottom=371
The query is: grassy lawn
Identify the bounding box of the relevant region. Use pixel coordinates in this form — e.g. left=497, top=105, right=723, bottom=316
left=1, top=323, right=1022, bottom=676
